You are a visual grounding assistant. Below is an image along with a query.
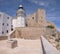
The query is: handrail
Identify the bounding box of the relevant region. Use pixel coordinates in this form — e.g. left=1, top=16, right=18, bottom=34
left=41, top=36, right=60, bottom=54
left=7, top=29, right=16, bottom=40
left=41, top=36, right=46, bottom=54
left=8, top=30, right=16, bottom=36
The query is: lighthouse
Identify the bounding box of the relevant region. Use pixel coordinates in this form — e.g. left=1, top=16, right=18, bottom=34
left=16, top=5, right=26, bottom=27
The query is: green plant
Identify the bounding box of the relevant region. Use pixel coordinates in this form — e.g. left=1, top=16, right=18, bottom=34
left=56, top=44, right=59, bottom=48
left=47, top=25, right=54, bottom=29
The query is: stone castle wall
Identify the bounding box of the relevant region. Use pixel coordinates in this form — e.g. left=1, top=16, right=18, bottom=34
left=27, top=9, right=47, bottom=27
left=14, top=27, right=45, bottom=39
left=10, top=9, right=56, bottom=39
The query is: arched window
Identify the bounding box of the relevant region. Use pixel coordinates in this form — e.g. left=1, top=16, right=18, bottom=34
left=2, top=23, right=4, bottom=25
left=7, top=24, right=9, bottom=26
left=2, top=31, right=4, bottom=34
left=6, top=30, right=8, bottom=33
left=32, top=17, right=34, bottom=19
left=7, top=17, right=9, bottom=19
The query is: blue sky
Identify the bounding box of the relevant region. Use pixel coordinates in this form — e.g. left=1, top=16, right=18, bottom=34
left=0, top=0, right=60, bottom=31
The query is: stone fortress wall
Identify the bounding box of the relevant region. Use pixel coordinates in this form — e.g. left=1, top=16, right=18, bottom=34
left=26, top=9, right=47, bottom=27
left=12, top=9, right=57, bottom=39
left=0, top=5, right=57, bottom=40
left=12, top=9, right=46, bottom=39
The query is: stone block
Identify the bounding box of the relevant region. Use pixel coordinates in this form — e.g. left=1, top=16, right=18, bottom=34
left=7, top=39, right=17, bottom=48
left=15, top=27, right=43, bottom=39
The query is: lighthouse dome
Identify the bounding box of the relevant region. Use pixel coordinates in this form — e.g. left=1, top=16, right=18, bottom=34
left=16, top=5, right=26, bottom=17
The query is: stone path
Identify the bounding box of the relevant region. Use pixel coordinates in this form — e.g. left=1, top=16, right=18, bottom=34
left=0, top=39, right=43, bottom=54
left=0, top=36, right=60, bottom=54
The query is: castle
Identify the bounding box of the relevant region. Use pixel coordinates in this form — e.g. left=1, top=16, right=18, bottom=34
left=0, top=5, right=60, bottom=53
left=0, top=5, right=56, bottom=39
left=10, top=5, right=56, bottom=39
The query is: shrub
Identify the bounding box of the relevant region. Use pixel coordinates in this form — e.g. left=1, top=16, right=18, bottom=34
left=47, top=25, right=54, bottom=29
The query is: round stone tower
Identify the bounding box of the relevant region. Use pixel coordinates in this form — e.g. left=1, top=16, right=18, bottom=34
left=16, top=5, right=26, bottom=27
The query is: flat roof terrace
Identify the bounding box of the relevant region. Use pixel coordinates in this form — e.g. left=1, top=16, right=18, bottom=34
left=0, top=38, right=43, bottom=54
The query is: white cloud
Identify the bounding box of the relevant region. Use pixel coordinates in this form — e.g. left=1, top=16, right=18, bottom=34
left=47, top=17, right=56, bottom=22
left=47, top=16, right=60, bottom=22
left=49, top=8, right=55, bottom=12
left=28, top=0, right=49, bottom=7
left=34, top=0, right=38, bottom=4
left=39, top=2, right=45, bottom=6
left=57, top=27, right=60, bottom=32
left=28, top=0, right=56, bottom=7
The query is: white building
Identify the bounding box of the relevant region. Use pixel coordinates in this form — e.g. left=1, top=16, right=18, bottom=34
left=0, top=12, right=12, bottom=36
left=0, top=5, right=26, bottom=36
left=12, top=5, right=26, bottom=29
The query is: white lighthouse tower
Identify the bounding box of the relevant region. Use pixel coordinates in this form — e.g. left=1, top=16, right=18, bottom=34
left=16, top=5, right=26, bottom=27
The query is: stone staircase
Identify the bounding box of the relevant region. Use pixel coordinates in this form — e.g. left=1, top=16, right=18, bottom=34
left=0, top=27, right=60, bottom=54
left=9, top=27, right=43, bottom=39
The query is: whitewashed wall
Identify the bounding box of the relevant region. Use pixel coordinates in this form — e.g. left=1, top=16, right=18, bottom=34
left=0, top=12, right=12, bottom=36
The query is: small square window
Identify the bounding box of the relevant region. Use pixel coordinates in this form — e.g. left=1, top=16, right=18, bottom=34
left=11, top=28, right=13, bottom=31
left=26, top=24, right=28, bottom=26
left=7, top=17, right=9, bottom=19
left=11, top=25, right=13, bottom=27
left=2, top=23, right=4, bottom=25
left=7, top=24, right=9, bottom=26
left=6, top=30, right=8, bottom=33
left=32, top=17, right=34, bottom=19
left=2, top=31, right=4, bottom=34
left=0, top=14, right=1, bottom=17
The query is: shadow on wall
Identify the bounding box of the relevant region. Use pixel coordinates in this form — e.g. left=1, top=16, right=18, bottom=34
left=0, top=36, right=8, bottom=40
left=10, top=27, right=43, bottom=40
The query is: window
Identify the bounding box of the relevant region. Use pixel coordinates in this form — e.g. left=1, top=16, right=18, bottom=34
left=11, top=28, right=13, bottom=31
left=7, top=17, right=9, bottom=19
left=6, top=30, right=8, bottom=33
left=26, top=24, right=28, bottom=26
left=11, top=25, right=13, bottom=27
left=0, top=14, right=1, bottom=17
left=2, top=23, right=4, bottom=25
left=2, top=31, right=4, bottom=34
left=41, top=17, right=43, bottom=19
left=7, top=24, right=9, bottom=26
left=32, top=17, right=34, bottom=19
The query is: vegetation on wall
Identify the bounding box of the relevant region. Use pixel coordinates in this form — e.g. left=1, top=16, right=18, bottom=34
left=46, top=25, right=54, bottom=29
